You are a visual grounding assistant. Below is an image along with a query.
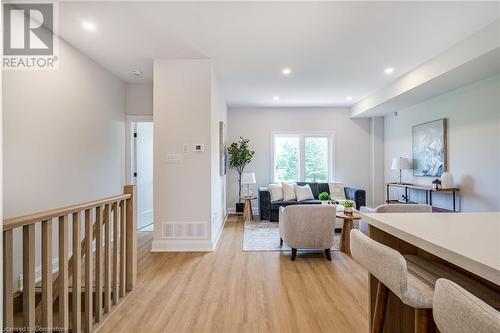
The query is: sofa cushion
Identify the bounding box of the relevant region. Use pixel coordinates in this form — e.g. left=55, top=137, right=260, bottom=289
left=318, top=183, right=330, bottom=196
left=271, top=200, right=298, bottom=207
left=282, top=182, right=296, bottom=201
left=268, top=183, right=283, bottom=201
left=329, top=182, right=346, bottom=200
left=298, top=199, right=322, bottom=205
left=294, top=184, right=314, bottom=202
left=297, top=182, right=320, bottom=198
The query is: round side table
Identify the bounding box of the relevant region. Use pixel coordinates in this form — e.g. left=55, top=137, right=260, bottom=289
left=241, top=196, right=257, bottom=221
left=336, top=211, right=361, bottom=254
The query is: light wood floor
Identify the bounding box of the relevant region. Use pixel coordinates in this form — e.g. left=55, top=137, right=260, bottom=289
left=96, top=216, right=369, bottom=333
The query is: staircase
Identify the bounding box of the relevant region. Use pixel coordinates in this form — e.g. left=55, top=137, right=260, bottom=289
left=3, top=186, right=137, bottom=332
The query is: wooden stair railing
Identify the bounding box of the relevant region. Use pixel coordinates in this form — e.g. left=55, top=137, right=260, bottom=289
left=3, top=185, right=137, bottom=332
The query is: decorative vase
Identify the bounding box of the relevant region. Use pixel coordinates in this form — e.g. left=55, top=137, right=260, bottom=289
left=441, top=172, right=453, bottom=189
left=236, top=203, right=244, bottom=213
left=344, top=206, right=353, bottom=215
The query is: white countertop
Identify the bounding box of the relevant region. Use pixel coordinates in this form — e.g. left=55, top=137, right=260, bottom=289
left=361, top=212, right=500, bottom=285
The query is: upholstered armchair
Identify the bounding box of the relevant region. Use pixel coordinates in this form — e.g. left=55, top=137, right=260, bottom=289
left=279, top=205, right=337, bottom=261
left=359, top=204, right=432, bottom=234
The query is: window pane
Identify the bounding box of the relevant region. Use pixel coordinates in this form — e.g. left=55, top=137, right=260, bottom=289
left=304, top=137, right=328, bottom=182
left=274, top=136, right=300, bottom=182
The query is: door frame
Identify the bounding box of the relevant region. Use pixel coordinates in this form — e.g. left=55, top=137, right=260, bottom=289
left=125, top=115, right=153, bottom=185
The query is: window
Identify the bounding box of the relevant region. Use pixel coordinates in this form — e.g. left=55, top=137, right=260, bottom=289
left=272, top=133, right=333, bottom=183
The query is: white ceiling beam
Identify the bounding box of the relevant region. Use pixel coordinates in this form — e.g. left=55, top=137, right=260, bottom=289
left=351, top=19, right=500, bottom=118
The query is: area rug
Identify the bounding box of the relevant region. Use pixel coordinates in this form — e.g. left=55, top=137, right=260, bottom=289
left=242, top=220, right=341, bottom=252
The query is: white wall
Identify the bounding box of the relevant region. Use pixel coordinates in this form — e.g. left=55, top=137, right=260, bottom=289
left=226, top=107, right=372, bottom=212
left=152, top=59, right=227, bottom=251
left=152, top=59, right=212, bottom=251
left=384, top=74, right=500, bottom=212
left=3, top=38, right=126, bottom=285
left=210, top=71, right=227, bottom=243
left=126, top=84, right=153, bottom=115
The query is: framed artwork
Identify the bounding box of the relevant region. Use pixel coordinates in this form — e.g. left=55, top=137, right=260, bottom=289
left=412, top=119, right=447, bottom=177
left=219, top=121, right=227, bottom=176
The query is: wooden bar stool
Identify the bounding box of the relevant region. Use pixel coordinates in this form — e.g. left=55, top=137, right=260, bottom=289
left=350, top=230, right=435, bottom=333
left=433, top=279, right=500, bottom=333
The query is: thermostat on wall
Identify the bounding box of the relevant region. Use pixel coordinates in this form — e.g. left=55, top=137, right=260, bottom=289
left=194, top=144, right=204, bottom=152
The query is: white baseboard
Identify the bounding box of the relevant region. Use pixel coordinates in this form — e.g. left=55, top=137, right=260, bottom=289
left=211, top=214, right=228, bottom=250
left=227, top=207, right=259, bottom=215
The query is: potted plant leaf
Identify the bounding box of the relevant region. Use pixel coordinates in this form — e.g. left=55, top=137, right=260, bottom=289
left=228, top=137, right=255, bottom=213
left=318, top=192, right=331, bottom=204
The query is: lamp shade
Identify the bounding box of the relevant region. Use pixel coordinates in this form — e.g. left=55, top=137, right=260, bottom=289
left=391, top=157, right=410, bottom=170
left=241, top=172, right=256, bottom=184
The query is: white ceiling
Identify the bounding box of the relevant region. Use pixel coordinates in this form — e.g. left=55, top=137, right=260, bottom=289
left=58, top=1, right=500, bottom=108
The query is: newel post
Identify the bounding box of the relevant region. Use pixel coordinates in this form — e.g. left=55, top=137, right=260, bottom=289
left=124, top=185, right=137, bottom=291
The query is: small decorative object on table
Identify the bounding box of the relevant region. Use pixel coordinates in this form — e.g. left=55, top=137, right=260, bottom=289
left=432, top=179, right=441, bottom=190
left=319, top=192, right=330, bottom=204
left=342, top=200, right=355, bottom=215
left=441, top=172, right=453, bottom=188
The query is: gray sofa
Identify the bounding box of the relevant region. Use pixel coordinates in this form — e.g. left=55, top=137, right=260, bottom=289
left=258, top=182, right=366, bottom=221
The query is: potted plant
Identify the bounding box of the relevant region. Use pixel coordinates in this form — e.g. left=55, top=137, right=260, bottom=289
left=342, top=200, right=355, bottom=215
left=319, top=192, right=330, bottom=204
left=228, top=137, right=255, bottom=213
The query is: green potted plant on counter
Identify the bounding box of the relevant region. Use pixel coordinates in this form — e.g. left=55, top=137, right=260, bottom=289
left=228, top=137, right=255, bottom=213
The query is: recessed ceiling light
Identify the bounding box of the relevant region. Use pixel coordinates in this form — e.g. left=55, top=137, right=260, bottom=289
left=273, top=96, right=280, bottom=101
left=346, top=96, right=352, bottom=101
left=82, top=21, right=96, bottom=32
left=131, top=69, right=143, bottom=77
left=384, top=67, right=395, bottom=74
left=282, top=67, right=291, bottom=76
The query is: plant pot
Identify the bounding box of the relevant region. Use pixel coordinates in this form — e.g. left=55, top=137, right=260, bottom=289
left=344, top=206, right=353, bottom=215
left=236, top=203, right=244, bottom=213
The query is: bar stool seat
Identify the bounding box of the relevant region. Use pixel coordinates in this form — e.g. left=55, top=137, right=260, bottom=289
left=433, top=279, right=500, bottom=333
left=350, top=229, right=499, bottom=333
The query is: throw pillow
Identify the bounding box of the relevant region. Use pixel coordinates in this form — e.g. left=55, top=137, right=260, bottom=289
left=329, top=182, right=346, bottom=201
left=282, top=182, right=296, bottom=201
left=294, top=184, right=314, bottom=202
left=268, top=183, right=283, bottom=202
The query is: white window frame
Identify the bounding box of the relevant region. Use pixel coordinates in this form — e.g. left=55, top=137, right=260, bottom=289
left=271, top=131, right=335, bottom=183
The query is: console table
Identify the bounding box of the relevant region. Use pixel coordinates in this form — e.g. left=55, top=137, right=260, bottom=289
left=386, top=182, right=459, bottom=212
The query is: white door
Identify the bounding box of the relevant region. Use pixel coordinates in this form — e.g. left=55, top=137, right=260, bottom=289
left=135, top=122, right=154, bottom=229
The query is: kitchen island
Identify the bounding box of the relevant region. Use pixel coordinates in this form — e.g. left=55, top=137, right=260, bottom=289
left=360, top=212, right=500, bottom=332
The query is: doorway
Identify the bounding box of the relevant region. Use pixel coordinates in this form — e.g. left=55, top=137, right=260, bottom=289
left=127, top=116, right=154, bottom=231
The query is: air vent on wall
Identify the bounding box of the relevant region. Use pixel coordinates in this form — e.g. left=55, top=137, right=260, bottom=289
left=162, top=222, right=207, bottom=239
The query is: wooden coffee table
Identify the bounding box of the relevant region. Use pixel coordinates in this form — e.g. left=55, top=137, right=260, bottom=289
left=336, top=211, right=361, bottom=254
left=241, top=196, right=257, bottom=221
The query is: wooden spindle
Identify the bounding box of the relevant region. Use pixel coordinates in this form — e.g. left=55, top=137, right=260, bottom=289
left=72, top=212, right=82, bottom=333
left=23, top=224, right=35, bottom=328
left=112, top=202, right=119, bottom=305
left=124, top=185, right=137, bottom=291
left=120, top=200, right=126, bottom=297
left=58, top=215, right=69, bottom=331
left=104, top=204, right=111, bottom=313
left=84, top=209, right=93, bottom=332
left=42, top=219, right=53, bottom=330
left=3, top=230, right=14, bottom=328
left=95, top=206, right=103, bottom=322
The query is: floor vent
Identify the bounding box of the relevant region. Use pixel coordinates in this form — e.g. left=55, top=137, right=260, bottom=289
left=162, top=222, right=207, bottom=239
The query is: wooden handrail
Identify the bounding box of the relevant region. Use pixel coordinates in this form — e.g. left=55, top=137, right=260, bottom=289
left=3, top=186, right=136, bottom=332
left=3, top=193, right=131, bottom=231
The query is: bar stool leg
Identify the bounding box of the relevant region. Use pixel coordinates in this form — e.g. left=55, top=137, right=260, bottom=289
left=415, top=308, right=435, bottom=333
left=371, top=281, right=389, bottom=333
